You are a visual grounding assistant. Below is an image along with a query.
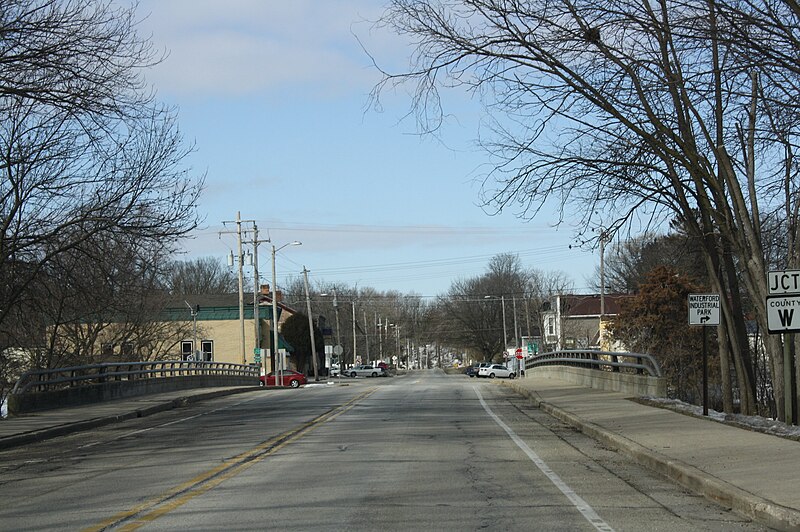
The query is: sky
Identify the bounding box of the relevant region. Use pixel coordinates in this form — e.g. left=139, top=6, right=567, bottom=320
left=133, top=0, right=602, bottom=298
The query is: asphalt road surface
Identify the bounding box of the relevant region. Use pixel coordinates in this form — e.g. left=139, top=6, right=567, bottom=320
left=0, top=370, right=769, bottom=531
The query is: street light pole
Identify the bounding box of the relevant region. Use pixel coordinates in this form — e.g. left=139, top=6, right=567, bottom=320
left=599, top=229, right=607, bottom=349
left=302, top=266, right=319, bottom=381
left=501, top=295, right=508, bottom=349
left=185, top=301, right=198, bottom=362
left=237, top=212, right=246, bottom=364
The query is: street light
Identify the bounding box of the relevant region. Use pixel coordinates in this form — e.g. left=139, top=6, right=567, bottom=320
left=271, top=240, right=301, bottom=387
left=485, top=295, right=509, bottom=353
left=389, top=323, right=401, bottom=368
left=320, top=289, right=342, bottom=380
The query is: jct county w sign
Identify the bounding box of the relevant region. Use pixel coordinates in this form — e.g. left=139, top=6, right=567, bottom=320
left=766, top=295, right=800, bottom=333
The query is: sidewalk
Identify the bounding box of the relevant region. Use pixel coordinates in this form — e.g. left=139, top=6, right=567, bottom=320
left=0, top=386, right=260, bottom=451
left=503, top=375, right=800, bottom=532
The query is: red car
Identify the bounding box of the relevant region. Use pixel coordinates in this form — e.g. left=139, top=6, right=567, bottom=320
left=259, top=370, right=307, bottom=388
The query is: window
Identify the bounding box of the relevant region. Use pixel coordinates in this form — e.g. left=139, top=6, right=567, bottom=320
left=101, top=343, right=114, bottom=356
left=201, top=340, right=213, bottom=362
left=547, top=317, right=555, bottom=336
left=121, top=342, right=134, bottom=356
left=181, top=341, right=193, bottom=360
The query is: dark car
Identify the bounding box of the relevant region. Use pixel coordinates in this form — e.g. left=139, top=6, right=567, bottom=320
left=465, top=366, right=477, bottom=377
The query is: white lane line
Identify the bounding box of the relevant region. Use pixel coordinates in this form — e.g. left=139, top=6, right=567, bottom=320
left=474, top=386, right=615, bottom=532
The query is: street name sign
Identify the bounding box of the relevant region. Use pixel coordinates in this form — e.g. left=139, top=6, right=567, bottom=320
left=688, top=294, right=720, bottom=326
left=768, top=270, right=800, bottom=295
left=766, top=295, right=800, bottom=333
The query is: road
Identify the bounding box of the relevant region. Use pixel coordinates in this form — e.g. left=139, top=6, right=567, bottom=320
left=0, top=370, right=768, bottom=531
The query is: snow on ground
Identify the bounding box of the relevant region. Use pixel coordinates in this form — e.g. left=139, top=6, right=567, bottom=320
left=635, top=397, right=800, bottom=441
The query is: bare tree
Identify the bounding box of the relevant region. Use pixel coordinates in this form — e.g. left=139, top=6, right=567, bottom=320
left=373, top=0, right=800, bottom=418
left=596, top=229, right=708, bottom=294
left=165, top=257, right=238, bottom=295
left=0, top=1, right=202, bottom=367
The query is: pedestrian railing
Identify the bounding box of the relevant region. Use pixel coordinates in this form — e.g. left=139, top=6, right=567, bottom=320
left=11, top=360, right=259, bottom=395
left=525, top=350, right=662, bottom=378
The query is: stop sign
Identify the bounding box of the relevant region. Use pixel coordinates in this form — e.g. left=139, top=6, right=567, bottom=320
left=515, top=348, right=523, bottom=360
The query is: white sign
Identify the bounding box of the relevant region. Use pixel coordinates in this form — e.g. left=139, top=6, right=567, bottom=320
left=766, top=295, right=800, bottom=333
left=768, top=270, right=800, bottom=295
left=688, top=294, right=720, bottom=326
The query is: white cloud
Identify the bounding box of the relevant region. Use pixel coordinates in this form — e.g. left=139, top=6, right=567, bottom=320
left=135, top=0, right=396, bottom=97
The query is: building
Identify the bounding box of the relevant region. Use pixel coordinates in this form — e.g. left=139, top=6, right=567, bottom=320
left=542, top=293, right=630, bottom=351
left=166, top=288, right=297, bottom=369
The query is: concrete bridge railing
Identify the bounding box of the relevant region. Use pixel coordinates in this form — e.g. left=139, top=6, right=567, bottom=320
left=525, top=350, right=666, bottom=397
left=8, top=360, right=259, bottom=416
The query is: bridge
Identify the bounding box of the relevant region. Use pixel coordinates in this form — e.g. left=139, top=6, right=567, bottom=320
left=1, top=356, right=798, bottom=530
left=5, top=350, right=663, bottom=416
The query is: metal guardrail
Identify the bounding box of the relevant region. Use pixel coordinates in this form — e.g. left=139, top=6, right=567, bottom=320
left=525, top=350, right=663, bottom=378
left=11, top=360, right=259, bottom=395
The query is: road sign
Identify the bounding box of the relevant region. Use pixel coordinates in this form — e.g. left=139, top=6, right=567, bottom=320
left=766, top=295, right=800, bottom=333
left=333, top=345, right=343, bottom=356
left=768, top=270, right=800, bottom=295
left=688, top=293, right=720, bottom=326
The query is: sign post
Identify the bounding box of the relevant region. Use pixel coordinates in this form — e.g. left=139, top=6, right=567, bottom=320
left=767, top=270, right=800, bottom=425
left=688, top=294, right=720, bottom=416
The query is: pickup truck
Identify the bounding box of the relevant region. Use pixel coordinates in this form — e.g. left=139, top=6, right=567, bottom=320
left=347, top=365, right=387, bottom=378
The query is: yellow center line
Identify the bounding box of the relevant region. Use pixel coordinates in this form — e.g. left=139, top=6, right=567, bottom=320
left=83, top=388, right=376, bottom=532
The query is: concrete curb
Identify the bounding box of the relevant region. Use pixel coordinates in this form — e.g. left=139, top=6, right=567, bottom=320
left=0, top=387, right=260, bottom=452
left=503, top=381, right=800, bottom=532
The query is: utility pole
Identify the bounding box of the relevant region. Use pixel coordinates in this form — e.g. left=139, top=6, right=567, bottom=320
left=252, top=224, right=261, bottom=358
left=302, top=267, right=319, bottom=381
left=363, top=309, right=370, bottom=365
left=512, top=296, right=519, bottom=348
left=243, top=224, right=271, bottom=375
left=352, top=301, right=357, bottom=365
left=221, top=212, right=248, bottom=364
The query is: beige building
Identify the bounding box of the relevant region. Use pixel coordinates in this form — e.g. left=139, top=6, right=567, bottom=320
left=165, top=290, right=297, bottom=371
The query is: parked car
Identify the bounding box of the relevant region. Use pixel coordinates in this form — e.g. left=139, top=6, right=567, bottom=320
left=347, top=365, right=387, bottom=378
left=477, top=364, right=515, bottom=379
left=465, top=366, right=477, bottom=377
left=472, top=362, right=492, bottom=378
left=260, top=370, right=307, bottom=388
